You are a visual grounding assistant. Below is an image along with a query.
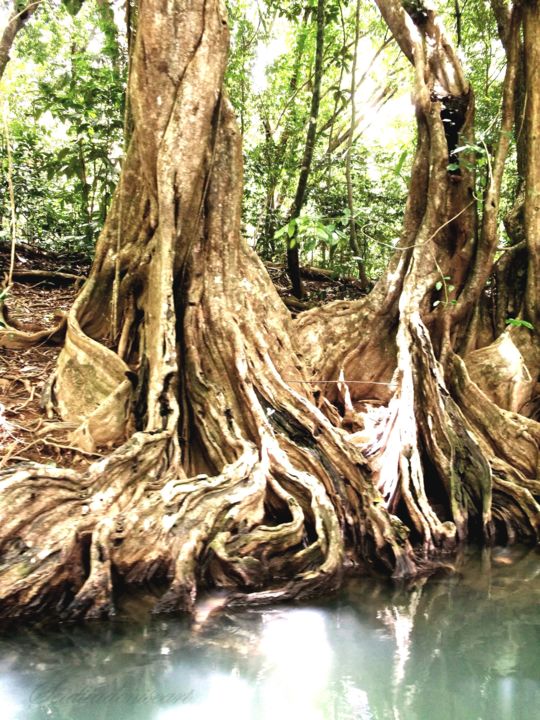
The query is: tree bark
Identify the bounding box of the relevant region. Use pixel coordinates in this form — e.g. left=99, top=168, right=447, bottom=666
left=523, top=0, right=540, bottom=326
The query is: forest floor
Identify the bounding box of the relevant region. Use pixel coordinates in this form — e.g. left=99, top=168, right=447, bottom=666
left=0, top=243, right=90, bottom=470
left=0, top=242, right=366, bottom=470
left=266, top=262, right=368, bottom=312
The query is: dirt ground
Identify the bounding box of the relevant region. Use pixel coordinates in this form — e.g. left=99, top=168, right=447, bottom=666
left=0, top=281, right=92, bottom=470
left=265, top=263, right=367, bottom=312
left=0, top=243, right=92, bottom=470
left=0, top=242, right=365, bottom=470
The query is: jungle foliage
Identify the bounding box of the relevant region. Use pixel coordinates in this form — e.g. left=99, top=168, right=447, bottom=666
left=1, top=0, right=515, bottom=281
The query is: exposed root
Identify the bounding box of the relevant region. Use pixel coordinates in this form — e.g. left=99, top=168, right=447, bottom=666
left=9, top=270, right=85, bottom=286
left=0, top=316, right=66, bottom=349
left=465, top=328, right=539, bottom=414
left=449, top=354, right=540, bottom=541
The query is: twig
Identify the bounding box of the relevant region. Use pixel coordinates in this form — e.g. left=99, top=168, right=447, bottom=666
left=41, top=436, right=104, bottom=457
left=3, top=1, right=43, bottom=30
left=0, top=438, right=39, bottom=469
left=0, top=435, right=103, bottom=469
left=368, top=199, right=476, bottom=252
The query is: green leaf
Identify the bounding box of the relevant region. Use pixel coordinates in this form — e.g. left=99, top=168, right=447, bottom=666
left=286, top=219, right=297, bottom=238
left=435, top=281, right=443, bottom=291
left=274, top=224, right=289, bottom=239
left=394, top=149, right=408, bottom=176
left=56, top=147, right=72, bottom=163
left=62, top=0, right=85, bottom=17
left=433, top=300, right=441, bottom=307
left=454, top=144, right=485, bottom=155
left=506, top=318, right=535, bottom=330
left=327, top=233, right=341, bottom=247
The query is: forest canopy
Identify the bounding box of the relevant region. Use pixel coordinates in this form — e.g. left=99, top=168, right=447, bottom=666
left=0, top=0, right=520, bottom=279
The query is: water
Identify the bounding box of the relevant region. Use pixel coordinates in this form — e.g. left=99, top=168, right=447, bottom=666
left=1, top=546, right=539, bottom=720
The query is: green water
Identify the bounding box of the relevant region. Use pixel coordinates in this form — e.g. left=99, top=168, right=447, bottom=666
left=0, top=546, right=539, bottom=720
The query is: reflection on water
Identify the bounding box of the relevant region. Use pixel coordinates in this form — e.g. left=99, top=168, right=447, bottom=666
left=0, top=546, right=539, bottom=720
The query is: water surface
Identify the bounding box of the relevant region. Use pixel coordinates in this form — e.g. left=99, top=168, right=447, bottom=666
left=1, top=546, right=539, bottom=719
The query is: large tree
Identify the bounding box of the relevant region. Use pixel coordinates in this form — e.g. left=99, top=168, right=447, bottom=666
left=0, top=0, right=538, bottom=619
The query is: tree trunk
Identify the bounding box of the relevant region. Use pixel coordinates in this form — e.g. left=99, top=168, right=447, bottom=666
left=0, top=1, right=42, bottom=81
left=257, top=18, right=309, bottom=261
left=296, top=0, right=539, bottom=545
left=523, top=0, right=540, bottom=326
left=286, top=0, right=326, bottom=299
left=345, top=0, right=370, bottom=290
left=0, top=0, right=538, bottom=621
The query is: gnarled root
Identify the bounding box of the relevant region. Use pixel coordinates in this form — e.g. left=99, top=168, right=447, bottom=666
left=0, top=413, right=415, bottom=619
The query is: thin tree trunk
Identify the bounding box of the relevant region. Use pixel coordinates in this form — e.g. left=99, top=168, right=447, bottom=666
left=0, top=1, right=42, bottom=81
left=2, top=102, right=17, bottom=286
left=259, top=14, right=309, bottom=259
left=286, top=0, right=326, bottom=298
left=345, top=0, right=369, bottom=289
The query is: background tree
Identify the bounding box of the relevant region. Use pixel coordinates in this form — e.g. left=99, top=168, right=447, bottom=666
left=284, top=0, right=325, bottom=299
left=236, top=0, right=408, bottom=286
left=0, top=0, right=43, bottom=80
left=0, top=0, right=126, bottom=253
